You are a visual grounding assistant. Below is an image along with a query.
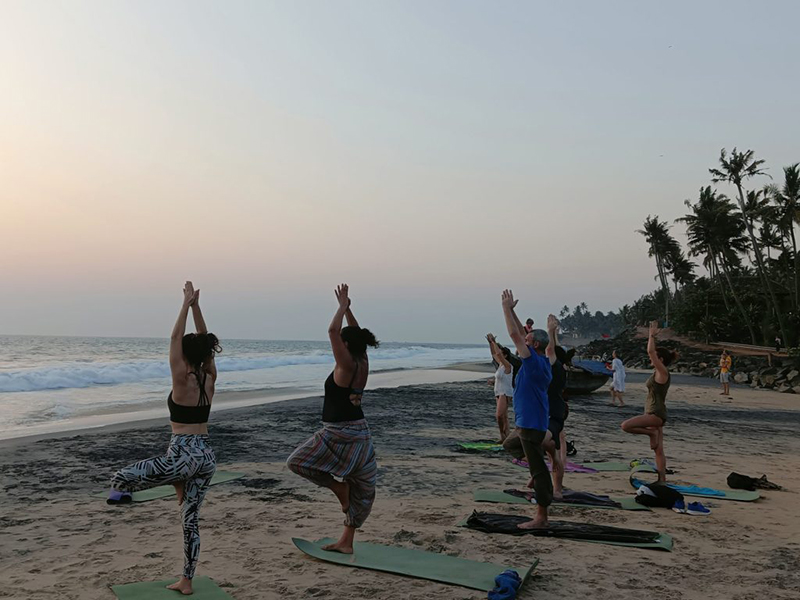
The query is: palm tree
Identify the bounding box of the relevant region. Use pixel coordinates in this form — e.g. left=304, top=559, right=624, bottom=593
left=772, top=164, right=800, bottom=311
left=709, top=148, right=790, bottom=345
left=638, top=215, right=677, bottom=324
left=676, top=186, right=757, bottom=343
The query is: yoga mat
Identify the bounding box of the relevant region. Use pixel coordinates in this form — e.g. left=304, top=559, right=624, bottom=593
left=112, top=576, right=232, bottom=599
left=97, top=470, right=245, bottom=502
left=513, top=459, right=630, bottom=473
left=629, top=465, right=760, bottom=502
left=458, top=513, right=673, bottom=551
left=473, top=489, right=651, bottom=511
left=457, top=442, right=504, bottom=452
left=293, top=538, right=538, bottom=592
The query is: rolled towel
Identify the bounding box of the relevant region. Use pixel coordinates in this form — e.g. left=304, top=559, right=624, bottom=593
left=107, top=489, right=133, bottom=505
left=488, top=569, right=522, bottom=600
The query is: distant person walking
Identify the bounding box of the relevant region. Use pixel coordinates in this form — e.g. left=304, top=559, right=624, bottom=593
left=719, top=350, right=732, bottom=396
left=775, top=336, right=782, bottom=353
left=609, top=350, right=626, bottom=407
left=287, top=284, right=379, bottom=554
left=621, top=321, right=677, bottom=482
left=487, top=334, right=513, bottom=441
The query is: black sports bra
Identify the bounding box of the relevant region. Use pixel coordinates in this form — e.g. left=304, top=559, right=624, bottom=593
left=322, top=362, right=366, bottom=423
left=168, top=371, right=211, bottom=424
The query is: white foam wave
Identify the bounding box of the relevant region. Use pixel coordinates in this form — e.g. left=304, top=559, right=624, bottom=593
left=0, top=345, right=485, bottom=393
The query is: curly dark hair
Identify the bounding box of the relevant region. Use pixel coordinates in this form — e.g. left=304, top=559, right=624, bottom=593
left=656, top=347, right=679, bottom=367
left=182, top=332, right=222, bottom=373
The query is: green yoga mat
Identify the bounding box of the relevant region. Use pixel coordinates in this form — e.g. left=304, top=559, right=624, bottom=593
left=458, top=442, right=504, bottom=451
left=629, top=465, right=760, bottom=502
left=97, top=470, right=245, bottom=502
left=293, top=538, right=538, bottom=592
left=112, top=576, right=232, bottom=599
left=456, top=518, right=673, bottom=551
left=473, top=489, right=651, bottom=511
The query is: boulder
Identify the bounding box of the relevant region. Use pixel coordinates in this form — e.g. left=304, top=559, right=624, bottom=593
left=733, top=372, right=749, bottom=384
left=786, top=369, right=799, bottom=381
left=777, top=383, right=794, bottom=393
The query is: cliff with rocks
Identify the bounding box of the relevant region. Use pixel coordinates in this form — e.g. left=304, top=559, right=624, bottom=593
left=577, top=329, right=800, bottom=394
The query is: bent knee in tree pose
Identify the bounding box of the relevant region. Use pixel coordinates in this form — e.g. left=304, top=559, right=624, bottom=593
left=621, top=320, right=676, bottom=483
left=287, top=284, right=379, bottom=554
left=109, top=281, right=221, bottom=596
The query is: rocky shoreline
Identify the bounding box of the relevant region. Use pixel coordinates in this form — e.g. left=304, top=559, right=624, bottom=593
left=578, top=329, right=800, bottom=394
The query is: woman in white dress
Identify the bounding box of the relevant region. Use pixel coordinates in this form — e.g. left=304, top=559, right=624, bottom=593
left=610, top=350, right=626, bottom=407
left=487, top=334, right=514, bottom=441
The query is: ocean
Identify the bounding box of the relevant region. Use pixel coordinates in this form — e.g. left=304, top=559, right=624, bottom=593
left=0, top=335, right=487, bottom=436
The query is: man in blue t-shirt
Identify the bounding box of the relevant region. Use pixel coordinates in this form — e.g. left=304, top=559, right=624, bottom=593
left=500, top=289, right=558, bottom=528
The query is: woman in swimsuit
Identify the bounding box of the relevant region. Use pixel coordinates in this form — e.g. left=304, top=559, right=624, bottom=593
left=108, top=281, right=220, bottom=595
left=287, top=284, right=379, bottom=554
left=621, top=320, right=677, bottom=482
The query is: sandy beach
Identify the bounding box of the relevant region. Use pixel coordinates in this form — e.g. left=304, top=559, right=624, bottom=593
left=1, top=370, right=799, bottom=599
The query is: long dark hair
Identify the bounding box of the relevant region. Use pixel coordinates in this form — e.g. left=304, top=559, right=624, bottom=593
left=656, top=347, right=678, bottom=367
left=341, top=326, right=379, bottom=359
left=182, top=333, right=222, bottom=373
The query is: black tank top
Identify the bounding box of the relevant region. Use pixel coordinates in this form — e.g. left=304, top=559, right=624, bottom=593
left=322, top=363, right=365, bottom=423
left=168, top=371, right=211, bottom=424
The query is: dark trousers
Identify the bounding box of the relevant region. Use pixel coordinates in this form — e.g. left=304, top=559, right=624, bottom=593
left=503, top=427, right=553, bottom=508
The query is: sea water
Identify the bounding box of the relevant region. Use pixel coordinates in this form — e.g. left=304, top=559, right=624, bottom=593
left=0, top=335, right=486, bottom=435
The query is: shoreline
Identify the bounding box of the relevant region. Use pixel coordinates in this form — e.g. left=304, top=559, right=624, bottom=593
left=0, top=367, right=487, bottom=446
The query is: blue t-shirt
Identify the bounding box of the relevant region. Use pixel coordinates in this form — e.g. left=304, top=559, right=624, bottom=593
left=513, top=351, right=552, bottom=430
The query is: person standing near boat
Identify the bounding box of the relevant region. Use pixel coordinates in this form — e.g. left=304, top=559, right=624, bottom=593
left=621, top=321, right=676, bottom=482
left=609, top=350, right=626, bottom=407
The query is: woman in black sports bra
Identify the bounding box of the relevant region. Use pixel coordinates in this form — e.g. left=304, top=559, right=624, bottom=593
left=108, top=281, right=221, bottom=595
left=287, top=284, right=379, bottom=554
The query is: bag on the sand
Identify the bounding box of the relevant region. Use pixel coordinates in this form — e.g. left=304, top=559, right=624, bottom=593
left=727, top=472, right=782, bottom=491
left=634, top=483, right=683, bottom=508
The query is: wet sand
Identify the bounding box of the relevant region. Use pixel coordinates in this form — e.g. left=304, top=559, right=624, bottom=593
left=0, top=374, right=798, bottom=599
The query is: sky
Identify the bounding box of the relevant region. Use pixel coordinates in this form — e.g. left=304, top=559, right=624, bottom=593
left=1, top=1, right=799, bottom=343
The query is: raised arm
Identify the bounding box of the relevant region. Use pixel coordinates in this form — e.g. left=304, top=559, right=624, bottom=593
left=487, top=334, right=511, bottom=372
left=191, top=289, right=208, bottom=334
left=546, top=314, right=559, bottom=365
left=170, top=282, right=196, bottom=374
left=329, top=284, right=355, bottom=368
left=647, top=320, right=669, bottom=382
left=344, top=306, right=360, bottom=328
left=502, top=290, right=530, bottom=358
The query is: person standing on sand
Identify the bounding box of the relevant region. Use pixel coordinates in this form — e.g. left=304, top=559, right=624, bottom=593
left=287, top=284, right=379, bottom=554
left=499, top=289, right=556, bottom=529
left=108, top=281, right=220, bottom=596
left=487, top=334, right=513, bottom=442
left=719, top=349, right=732, bottom=397
left=609, top=350, right=626, bottom=406
left=621, top=320, right=677, bottom=483
left=542, top=330, right=567, bottom=499
left=775, top=336, right=782, bottom=353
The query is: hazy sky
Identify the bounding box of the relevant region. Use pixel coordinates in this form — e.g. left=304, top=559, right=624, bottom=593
left=2, top=1, right=799, bottom=343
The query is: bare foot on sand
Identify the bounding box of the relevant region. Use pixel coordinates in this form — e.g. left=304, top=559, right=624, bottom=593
left=553, top=489, right=563, bottom=501
left=173, top=481, right=185, bottom=505
left=329, top=479, right=350, bottom=513
left=166, top=577, right=193, bottom=595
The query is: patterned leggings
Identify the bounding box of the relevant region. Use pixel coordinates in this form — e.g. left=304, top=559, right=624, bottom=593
left=111, top=434, right=216, bottom=579
left=287, top=419, right=377, bottom=529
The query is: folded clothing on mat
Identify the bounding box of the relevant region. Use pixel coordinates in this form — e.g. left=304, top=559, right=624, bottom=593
left=464, top=511, right=667, bottom=546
